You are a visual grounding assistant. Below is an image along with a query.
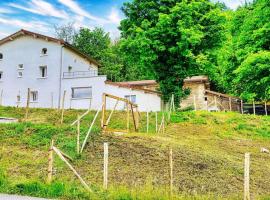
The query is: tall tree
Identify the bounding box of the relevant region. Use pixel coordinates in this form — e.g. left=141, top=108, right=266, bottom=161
left=54, top=22, right=77, bottom=44
left=73, top=27, right=125, bottom=80
left=120, top=0, right=225, bottom=102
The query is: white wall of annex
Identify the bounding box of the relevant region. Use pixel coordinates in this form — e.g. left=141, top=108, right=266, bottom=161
left=104, top=84, right=161, bottom=112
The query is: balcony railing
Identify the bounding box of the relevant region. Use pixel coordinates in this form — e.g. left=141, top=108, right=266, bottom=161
left=63, top=70, right=98, bottom=79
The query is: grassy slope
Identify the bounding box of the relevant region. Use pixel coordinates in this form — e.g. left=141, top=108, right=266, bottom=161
left=0, top=106, right=269, bottom=199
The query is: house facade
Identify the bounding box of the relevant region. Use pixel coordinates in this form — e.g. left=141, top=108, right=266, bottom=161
left=0, top=30, right=161, bottom=112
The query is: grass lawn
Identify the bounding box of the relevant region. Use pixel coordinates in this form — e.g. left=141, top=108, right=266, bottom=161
left=0, top=106, right=269, bottom=199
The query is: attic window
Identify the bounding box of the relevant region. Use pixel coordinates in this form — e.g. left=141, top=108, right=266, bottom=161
left=41, top=48, right=47, bottom=55
left=0, top=53, right=3, bottom=60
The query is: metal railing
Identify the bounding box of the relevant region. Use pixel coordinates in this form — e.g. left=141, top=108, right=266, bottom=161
left=63, top=70, right=98, bottom=79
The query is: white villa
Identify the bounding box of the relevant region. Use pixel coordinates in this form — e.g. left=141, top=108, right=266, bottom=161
left=0, top=29, right=162, bottom=111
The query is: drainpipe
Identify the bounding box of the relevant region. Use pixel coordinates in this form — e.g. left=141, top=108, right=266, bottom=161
left=58, top=46, right=64, bottom=109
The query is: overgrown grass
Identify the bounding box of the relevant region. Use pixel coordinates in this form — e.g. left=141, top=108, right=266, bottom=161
left=0, top=107, right=270, bottom=199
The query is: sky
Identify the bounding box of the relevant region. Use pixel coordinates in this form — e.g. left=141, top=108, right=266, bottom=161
left=0, top=0, right=253, bottom=40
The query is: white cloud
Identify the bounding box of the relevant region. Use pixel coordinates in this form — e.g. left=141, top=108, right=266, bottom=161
left=0, top=17, right=50, bottom=33
left=0, top=8, right=14, bottom=14
left=9, top=0, right=68, bottom=19
left=108, top=7, right=121, bottom=24
left=58, top=0, right=107, bottom=23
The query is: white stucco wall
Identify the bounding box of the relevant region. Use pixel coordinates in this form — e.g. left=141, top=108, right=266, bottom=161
left=104, top=84, right=161, bottom=112
left=0, top=35, right=105, bottom=109
left=0, top=36, right=62, bottom=108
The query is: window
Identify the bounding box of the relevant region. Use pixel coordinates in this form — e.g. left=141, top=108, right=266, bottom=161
left=18, top=71, right=23, bottom=78
left=18, top=64, right=24, bottom=69
left=68, top=66, right=72, bottom=72
left=17, top=95, right=21, bottom=102
left=39, top=66, right=47, bottom=78
left=0, top=53, right=2, bottom=60
left=71, top=87, right=92, bottom=99
left=204, top=97, right=208, bottom=101
left=30, top=91, right=38, bottom=102
left=124, top=95, right=136, bottom=108
left=0, top=72, right=3, bottom=80
left=125, top=95, right=136, bottom=103
left=41, top=48, right=47, bottom=55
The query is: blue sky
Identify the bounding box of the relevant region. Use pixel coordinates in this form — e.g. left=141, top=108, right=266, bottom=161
left=0, top=0, right=252, bottom=40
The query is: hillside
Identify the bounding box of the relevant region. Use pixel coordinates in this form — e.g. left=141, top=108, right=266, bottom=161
left=0, top=106, right=270, bottom=199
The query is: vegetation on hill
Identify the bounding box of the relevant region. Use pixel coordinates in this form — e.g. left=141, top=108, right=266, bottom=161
left=55, top=0, right=270, bottom=103
left=0, top=106, right=270, bottom=199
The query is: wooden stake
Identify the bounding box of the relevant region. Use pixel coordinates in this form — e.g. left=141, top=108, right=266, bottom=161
left=47, top=139, right=54, bottom=184
left=214, top=96, right=217, bottom=109
left=80, top=103, right=103, bottom=153
left=169, top=148, right=173, bottom=197
left=265, top=101, right=268, bottom=116
left=0, top=89, right=3, bottom=106
left=229, top=97, right=232, bottom=111
left=127, top=103, right=130, bottom=132
left=130, top=105, right=137, bottom=131
left=244, top=153, right=250, bottom=200
left=193, top=95, right=197, bottom=111
left=25, top=88, right=30, bottom=120
left=146, top=111, right=149, bottom=133
left=53, top=146, right=92, bottom=192
left=60, top=90, right=66, bottom=124
left=51, top=92, right=54, bottom=109
left=162, top=113, right=165, bottom=134
left=103, top=143, right=108, bottom=190
left=172, top=94, right=175, bottom=112
left=71, top=109, right=90, bottom=126
left=155, top=112, right=158, bottom=133
left=253, top=100, right=255, bottom=116
left=101, top=94, right=106, bottom=128
left=104, top=100, right=119, bottom=131
left=241, top=100, right=244, bottom=114
left=77, top=115, right=80, bottom=154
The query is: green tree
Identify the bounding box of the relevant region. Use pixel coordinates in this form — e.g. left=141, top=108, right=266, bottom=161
left=120, top=0, right=225, bottom=103
left=73, top=27, right=124, bottom=80
left=233, top=51, right=270, bottom=101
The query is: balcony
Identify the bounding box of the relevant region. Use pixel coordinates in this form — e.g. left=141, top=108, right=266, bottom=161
left=63, top=70, right=98, bottom=79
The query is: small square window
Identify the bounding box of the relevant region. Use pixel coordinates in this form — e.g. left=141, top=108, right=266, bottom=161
left=17, top=95, right=21, bottom=102
left=30, top=91, right=38, bottom=102
left=0, top=53, right=3, bottom=60
left=39, top=66, right=47, bottom=78
left=68, top=66, right=72, bottom=72
left=18, top=71, right=23, bottom=78
left=0, top=72, right=3, bottom=80
left=41, top=48, right=47, bottom=55
left=18, top=64, right=24, bottom=69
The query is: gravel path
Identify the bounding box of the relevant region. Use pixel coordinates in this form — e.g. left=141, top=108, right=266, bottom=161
left=0, top=194, right=49, bottom=200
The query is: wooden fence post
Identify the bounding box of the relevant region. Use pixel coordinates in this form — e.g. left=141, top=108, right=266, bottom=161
left=101, top=94, right=106, bottom=128
left=80, top=103, right=103, bottom=153
left=47, top=139, right=54, bottom=184
left=25, top=88, right=30, bottom=120
left=0, top=89, right=3, bottom=106
left=265, top=101, right=268, bottom=116
left=103, top=143, right=108, bottom=190
left=244, top=153, right=250, bottom=200
left=77, top=115, right=80, bottom=154
left=253, top=100, right=255, bottom=116
left=155, top=112, right=158, bottom=133
left=51, top=92, right=54, bottom=109
left=229, top=97, right=232, bottom=111
left=241, top=100, right=244, bottom=114
left=127, top=103, right=130, bottom=132
left=193, top=95, right=197, bottom=111
left=146, top=111, right=149, bottom=133
left=60, top=90, right=66, bottom=124
left=214, top=96, right=217, bottom=109
left=162, top=113, right=165, bottom=134
left=169, top=148, right=173, bottom=197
